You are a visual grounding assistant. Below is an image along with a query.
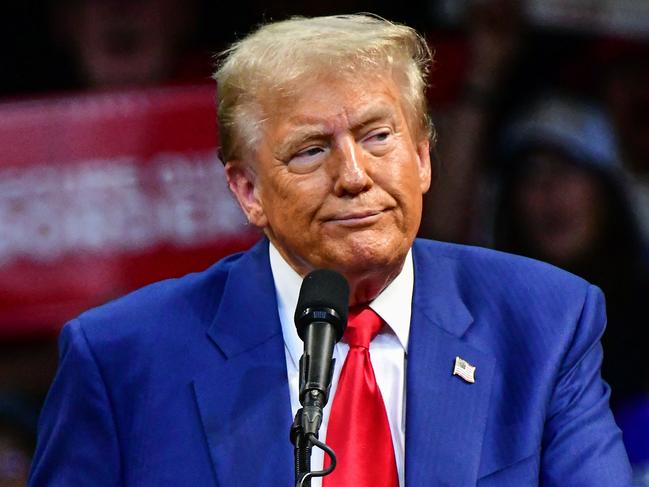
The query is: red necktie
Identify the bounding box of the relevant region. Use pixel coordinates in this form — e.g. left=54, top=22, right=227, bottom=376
left=323, top=307, right=399, bottom=486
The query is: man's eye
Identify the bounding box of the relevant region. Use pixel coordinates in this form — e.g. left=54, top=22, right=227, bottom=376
left=287, top=146, right=327, bottom=173
left=298, top=147, right=324, bottom=158
left=361, top=130, right=393, bottom=154
left=364, top=130, right=391, bottom=144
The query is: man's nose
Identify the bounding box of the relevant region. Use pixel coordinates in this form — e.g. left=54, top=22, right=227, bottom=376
left=331, top=137, right=372, bottom=196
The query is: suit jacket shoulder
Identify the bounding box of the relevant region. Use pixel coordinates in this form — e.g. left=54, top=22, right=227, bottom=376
left=413, top=238, right=595, bottom=354
left=408, top=239, right=634, bottom=486
left=30, top=239, right=295, bottom=486
left=77, top=248, right=245, bottom=345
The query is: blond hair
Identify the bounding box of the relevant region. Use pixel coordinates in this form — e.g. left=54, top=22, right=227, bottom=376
left=213, top=14, right=433, bottom=162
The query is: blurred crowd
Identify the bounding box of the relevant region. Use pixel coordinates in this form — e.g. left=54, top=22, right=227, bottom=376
left=419, top=1, right=649, bottom=482
left=1, top=0, right=648, bottom=485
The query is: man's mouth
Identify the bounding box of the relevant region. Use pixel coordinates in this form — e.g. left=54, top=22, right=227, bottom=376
left=325, top=209, right=384, bottom=226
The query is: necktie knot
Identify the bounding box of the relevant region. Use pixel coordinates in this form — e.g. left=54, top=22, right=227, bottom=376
left=344, top=306, right=382, bottom=348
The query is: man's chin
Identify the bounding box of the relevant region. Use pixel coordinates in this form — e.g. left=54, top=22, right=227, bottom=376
left=318, top=239, right=408, bottom=276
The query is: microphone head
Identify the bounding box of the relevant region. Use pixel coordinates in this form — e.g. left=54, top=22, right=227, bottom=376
left=294, top=269, right=349, bottom=342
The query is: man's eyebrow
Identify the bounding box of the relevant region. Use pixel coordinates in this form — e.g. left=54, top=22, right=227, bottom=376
left=349, top=105, right=397, bottom=130
left=276, top=104, right=398, bottom=153
left=276, top=126, right=330, bottom=154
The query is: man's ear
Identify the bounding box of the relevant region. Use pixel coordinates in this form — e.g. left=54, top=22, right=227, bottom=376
left=416, top=139, right=432, bottom=194
left=224, top=161, right=268, bottom=228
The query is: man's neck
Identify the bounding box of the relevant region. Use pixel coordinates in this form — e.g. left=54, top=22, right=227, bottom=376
left=265, top=236, right=408, bottom=306
left=268, top=240, right=414, bottom=364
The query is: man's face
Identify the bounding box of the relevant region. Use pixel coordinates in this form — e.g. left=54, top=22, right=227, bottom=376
left=226, top=73, right=431, bottom=282
left=515, top=152, right=604, bottom=266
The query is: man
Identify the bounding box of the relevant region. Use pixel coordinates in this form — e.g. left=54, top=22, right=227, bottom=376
left=29, top=14, right=635, bottom=486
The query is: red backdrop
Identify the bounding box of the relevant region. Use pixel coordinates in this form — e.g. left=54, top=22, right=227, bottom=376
left=0, top=84, right=260, bottom=339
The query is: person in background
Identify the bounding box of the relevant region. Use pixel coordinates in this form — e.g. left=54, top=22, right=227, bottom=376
left=598, top=39, right=649, bottom=242
left=0, top=393, right=39, bottom=487
left=493, top=94, right=649, bottom=480
left=52, top=0, right=203, bottom=90
left=0, top=425, right=30, bottom=487
left=419, top=0, right=522, bottom=243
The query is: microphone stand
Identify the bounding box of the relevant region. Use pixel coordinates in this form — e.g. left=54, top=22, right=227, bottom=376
left=290, top=408, right=313, bottom=487
left=290, top=357, right=337, bottom=487
left=290, top=269, right=348, bottom=486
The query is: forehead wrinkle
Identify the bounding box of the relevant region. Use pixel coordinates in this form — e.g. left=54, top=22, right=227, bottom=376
left=266, top=86, right=405, bottom=158
left=347, top=103, right=398, bottom=132
left=284, top=101, right=398, bottom=135
left=274, top=124, right=333, bottom=154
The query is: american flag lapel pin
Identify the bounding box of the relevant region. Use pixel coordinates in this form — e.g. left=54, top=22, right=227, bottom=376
left=453, top=356, right=476, bottom=384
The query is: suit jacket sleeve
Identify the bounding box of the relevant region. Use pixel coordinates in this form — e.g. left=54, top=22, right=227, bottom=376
left=541, top=285, right=635, bottom=486
left=29, top=319, right=122, bottom=486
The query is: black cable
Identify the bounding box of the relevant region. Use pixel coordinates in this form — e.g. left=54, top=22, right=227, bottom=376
left=297, top=434, right=337, bottom=487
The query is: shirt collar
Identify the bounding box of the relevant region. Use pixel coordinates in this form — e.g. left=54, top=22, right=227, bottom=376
left=269, top=242, right=413, bottom=368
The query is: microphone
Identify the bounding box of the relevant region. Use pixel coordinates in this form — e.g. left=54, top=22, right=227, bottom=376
left=294, top=269, right=349, bottom=436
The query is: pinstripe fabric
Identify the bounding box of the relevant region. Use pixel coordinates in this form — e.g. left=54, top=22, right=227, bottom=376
left=30, top=239, right=635, bottom=486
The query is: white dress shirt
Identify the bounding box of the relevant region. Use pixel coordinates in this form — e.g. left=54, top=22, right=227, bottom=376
left=269, top=243, right=413, bottom=487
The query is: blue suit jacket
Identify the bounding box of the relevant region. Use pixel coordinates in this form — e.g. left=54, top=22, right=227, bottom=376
left=29, top=239, right=635, bottom=486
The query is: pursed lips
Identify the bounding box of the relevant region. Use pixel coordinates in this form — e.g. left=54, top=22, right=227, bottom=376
left=324, top=209, right=386, bottom=225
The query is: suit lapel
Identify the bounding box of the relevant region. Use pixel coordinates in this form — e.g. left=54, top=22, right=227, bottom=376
left=405, top=242, right=495, bottom=486
left=192, top=240, right=294, bottom=485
